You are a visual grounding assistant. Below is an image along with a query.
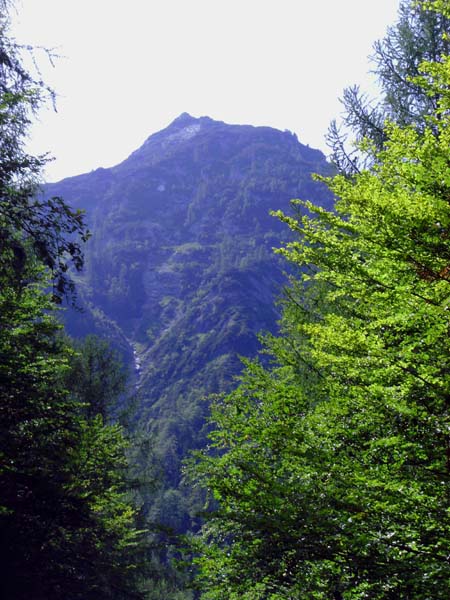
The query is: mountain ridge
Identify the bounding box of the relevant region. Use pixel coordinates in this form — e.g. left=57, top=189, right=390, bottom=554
left=47, top=112, right=334, bottom=404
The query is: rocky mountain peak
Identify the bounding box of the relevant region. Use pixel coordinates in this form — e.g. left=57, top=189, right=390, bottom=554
left=169, top=112, right=199, bottom=127
left=119, top=113, right=324, bottom=175
left=123, top=113, right=214, bottom=167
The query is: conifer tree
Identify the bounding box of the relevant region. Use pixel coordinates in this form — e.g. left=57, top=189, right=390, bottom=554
left=327, top=0, right=450, bottom=174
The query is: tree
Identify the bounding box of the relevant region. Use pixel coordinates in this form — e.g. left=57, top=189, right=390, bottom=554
left=0, top=4, right=150, bottom=597
left=0, top=270, right=80, bottom=599
left=327, top=0, right=450, bottom=174
left=0, top=272, right=149, bottom=599
left=65, top=335, right=129, bottom=420
left=0, top=2, right=89, bottom=303
left=189, top=2, right=450, bottom=597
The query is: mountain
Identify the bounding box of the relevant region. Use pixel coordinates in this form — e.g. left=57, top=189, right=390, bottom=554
left=46, top=113, right=334, bottom=531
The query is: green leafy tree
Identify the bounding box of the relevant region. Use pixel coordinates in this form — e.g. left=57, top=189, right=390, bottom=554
left=189, top=3, right=450, bottom=598
left=0, top=270, right=79, bottom=599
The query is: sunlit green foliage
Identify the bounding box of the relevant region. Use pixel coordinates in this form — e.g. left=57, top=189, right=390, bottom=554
left=190, top=5, right=450, bottom=598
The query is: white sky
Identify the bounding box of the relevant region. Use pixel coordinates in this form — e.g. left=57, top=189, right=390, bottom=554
left=10, top=0, right=400, bottom=182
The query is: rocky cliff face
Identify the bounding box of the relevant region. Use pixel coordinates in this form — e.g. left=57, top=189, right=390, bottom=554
left=46, top=114, right=333, bottom=514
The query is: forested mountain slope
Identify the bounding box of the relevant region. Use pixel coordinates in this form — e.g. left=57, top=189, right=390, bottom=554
left=46, top=113, right=333, bottom=528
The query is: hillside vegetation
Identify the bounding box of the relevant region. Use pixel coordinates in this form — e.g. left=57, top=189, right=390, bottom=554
left=46, top=113, right=334, bottom=535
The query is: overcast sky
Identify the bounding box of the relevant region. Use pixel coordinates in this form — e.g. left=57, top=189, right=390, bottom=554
left=11, top=0, right=400, bottom=182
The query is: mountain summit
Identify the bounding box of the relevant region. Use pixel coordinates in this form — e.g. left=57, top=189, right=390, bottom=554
left=124, top=113, right=214, bottom=166
left=110, top=113, right=325, bottom=172
left=47, top=115, right=332, bottom=403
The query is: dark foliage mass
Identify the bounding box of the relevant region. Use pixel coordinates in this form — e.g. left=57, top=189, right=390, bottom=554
left=0, top=5, right=150, bottom=599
